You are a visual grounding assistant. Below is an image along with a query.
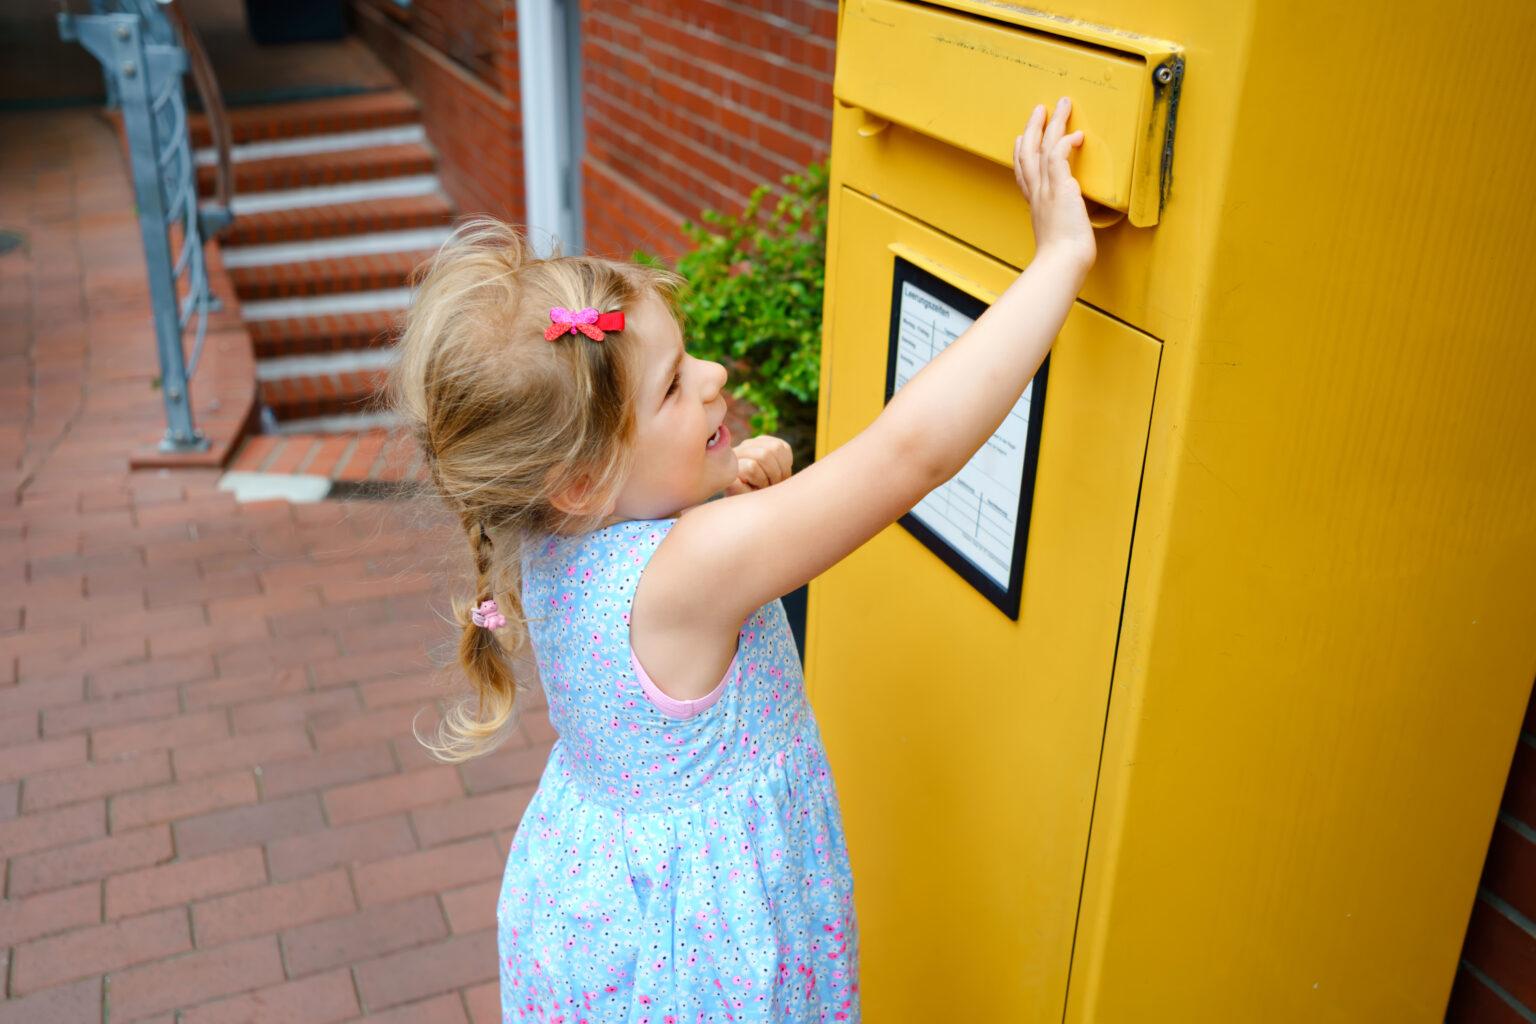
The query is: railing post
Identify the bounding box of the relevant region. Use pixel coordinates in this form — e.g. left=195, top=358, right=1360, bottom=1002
left=61, top=7, right=210, bottom=453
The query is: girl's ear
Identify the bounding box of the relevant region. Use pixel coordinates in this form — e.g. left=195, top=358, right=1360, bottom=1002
left=550, top=473, right=612, bottom=517
left=549, top=476, right=591, bottom=516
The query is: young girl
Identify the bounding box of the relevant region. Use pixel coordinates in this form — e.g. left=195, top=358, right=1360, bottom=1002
left=389, top=97, right=1093, bottom=1023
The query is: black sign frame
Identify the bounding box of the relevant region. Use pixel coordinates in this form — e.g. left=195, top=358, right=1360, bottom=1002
left=883, top=254, right=1050, bottom=620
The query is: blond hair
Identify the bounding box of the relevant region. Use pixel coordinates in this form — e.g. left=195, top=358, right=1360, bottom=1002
left=387, top=217, right=687, bottom=763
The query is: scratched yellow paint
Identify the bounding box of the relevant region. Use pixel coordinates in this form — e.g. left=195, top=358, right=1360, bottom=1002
left=808, top=1, right=1536, bottom=1021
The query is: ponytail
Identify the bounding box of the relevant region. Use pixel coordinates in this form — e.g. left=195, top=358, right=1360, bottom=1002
left=414, top=519, right=527, bottom=763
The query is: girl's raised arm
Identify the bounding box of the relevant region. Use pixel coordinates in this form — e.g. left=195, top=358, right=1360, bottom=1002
left=656, top=98, right=1096, bottom=633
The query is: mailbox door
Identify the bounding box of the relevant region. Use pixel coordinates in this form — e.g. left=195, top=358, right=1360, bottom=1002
left=805, top=187, right=1161, bottom=1021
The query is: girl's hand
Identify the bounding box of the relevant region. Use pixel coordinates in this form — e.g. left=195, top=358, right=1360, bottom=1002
left=1014, top=97, right=1096, bottom=270
left=723, top=435, right=793, bottom=496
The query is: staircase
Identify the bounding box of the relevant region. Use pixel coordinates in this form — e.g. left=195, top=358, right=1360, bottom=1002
left=193, top=90, right=449, bottom=499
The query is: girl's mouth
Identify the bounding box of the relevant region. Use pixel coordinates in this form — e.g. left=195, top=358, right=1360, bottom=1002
left=706, top=423, right=730, bottom=450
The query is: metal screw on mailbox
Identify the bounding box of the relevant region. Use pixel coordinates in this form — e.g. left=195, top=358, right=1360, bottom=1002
left=1155, top=65, right=1174, bottom=85
left=116, top=25, right=130, bottom=40
left=122, top=61, right=137, bottom=78
left=168, top=387, right=182, bottom=400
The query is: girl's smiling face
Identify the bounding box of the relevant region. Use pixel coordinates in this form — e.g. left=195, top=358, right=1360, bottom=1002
left=606, top=289, right=738, bottom=520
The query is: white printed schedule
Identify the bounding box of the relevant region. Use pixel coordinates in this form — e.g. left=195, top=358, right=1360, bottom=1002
left=886, top=256, right=1047, bottom=617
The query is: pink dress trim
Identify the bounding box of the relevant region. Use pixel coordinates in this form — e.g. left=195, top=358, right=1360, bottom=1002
left=630, top=641, right=740, bottom=720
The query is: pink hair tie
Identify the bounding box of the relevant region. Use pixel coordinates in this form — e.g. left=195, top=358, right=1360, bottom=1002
left=545, top=306, right=624, bottom=342
left=471, top=599, right=506, bottom=630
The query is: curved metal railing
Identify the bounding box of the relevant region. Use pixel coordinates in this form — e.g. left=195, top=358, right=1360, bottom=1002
left=165, top=1, right=234, bottom=219
left=59, top=0, right=235, bottom=453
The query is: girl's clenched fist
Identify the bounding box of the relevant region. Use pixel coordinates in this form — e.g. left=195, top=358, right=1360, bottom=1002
left=723, top=435, right=793, bottom=495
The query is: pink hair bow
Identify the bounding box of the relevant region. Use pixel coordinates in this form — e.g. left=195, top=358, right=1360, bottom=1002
left=471, top=599, right=506, bottom=630
left=544, top=306, right=625, bottom=342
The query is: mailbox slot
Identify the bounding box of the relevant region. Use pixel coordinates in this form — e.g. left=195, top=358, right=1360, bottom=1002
left=834, top=0, right=1183, bottom=225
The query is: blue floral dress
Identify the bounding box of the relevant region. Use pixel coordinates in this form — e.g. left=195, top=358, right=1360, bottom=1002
left=498, top=518, right=860, bottom=1024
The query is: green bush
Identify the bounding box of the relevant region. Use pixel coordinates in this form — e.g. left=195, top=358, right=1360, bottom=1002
left=634, top=160, right=829, bottom=468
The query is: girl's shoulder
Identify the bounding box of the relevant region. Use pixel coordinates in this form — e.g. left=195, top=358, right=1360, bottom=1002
left=522, top=517, right=679, bottom=570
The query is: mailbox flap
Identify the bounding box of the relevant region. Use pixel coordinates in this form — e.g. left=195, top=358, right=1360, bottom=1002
left=834, top=0, right=1183, bottom=226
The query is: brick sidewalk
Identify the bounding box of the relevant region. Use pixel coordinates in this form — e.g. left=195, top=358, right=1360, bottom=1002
left=1, top=111, right=550, bottom=1023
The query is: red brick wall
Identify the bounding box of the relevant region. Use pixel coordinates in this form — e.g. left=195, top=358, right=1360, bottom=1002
left=582, top=0, right=838, bottom=261
left=403, top=0, right=505, bottom=87
left=347, top=0, right=837, bottom=261
left=354, top=0, right=513, bottom=94
left=349, top=1, right=522, bottom=224
left=1445, top=680, right=1536, bottom=1020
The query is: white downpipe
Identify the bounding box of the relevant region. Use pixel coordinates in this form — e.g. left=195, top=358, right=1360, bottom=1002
left=516, top=0, right=582, bottom=257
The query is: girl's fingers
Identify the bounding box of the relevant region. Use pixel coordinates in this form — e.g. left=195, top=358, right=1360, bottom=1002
left=727, top=438, right=792, bottom=492
left=767, top=443, right=790, bottom=483
left=1049, top=131, right=1084, bottom=184
left=1018, top=104, right=1044, bottom=197
left=740, top=458, right=768, bottom=490
left=1041, top=97, right=1069, bottom=168
left=1014, top=133, right=1027, bottom=196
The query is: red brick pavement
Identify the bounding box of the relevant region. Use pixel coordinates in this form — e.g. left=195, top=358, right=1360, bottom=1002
left=0, top=111, right=551, bottom=1022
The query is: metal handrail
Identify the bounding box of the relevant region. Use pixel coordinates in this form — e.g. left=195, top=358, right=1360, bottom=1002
left=164, top=0, right=233, bottom=225
left=59, top=0, right=235, bottom=453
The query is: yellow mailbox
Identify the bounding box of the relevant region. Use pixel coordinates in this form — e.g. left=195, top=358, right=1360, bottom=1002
left=808, top=1, right=1536, bottom=1021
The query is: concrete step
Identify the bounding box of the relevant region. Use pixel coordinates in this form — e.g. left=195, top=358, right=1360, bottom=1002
left=221, top=175, right=443, bottom=218
left=189, top=89, right=421, bottom=148
left=229, top=248, right=437, bottom=302
left=196, top=124, right=428, bottom=166
left=221, top=192, right=455, bottom=247
left=249, top=309, right=401, bottom=359
left=241, top=288, right=413, bottom=323
left=220, top=226, right=456, bottom=270
left=256, top=346, right=400, bottom=384
left=220, top=428, right=429, bottom=502
left=197, top=142, right=437, bottom=198
left=258, top=365, right=392, bottom=422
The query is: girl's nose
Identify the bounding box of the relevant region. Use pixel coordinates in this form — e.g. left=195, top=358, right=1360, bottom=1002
left=703, top=360, right=728, bottom=398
